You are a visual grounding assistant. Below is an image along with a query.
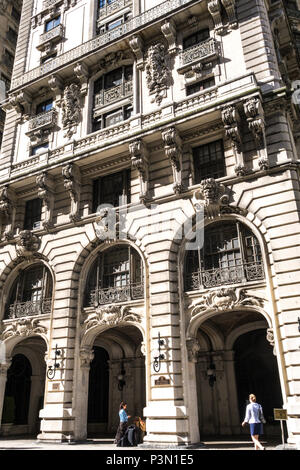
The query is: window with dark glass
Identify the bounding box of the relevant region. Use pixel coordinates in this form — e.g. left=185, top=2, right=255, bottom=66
left=92, top=169, right=131, bottom=212
left=5, top=264, right=53, bottom=319
left=85, top=246, right=143, bottom=306
left=11, top=7, right=21, bottom=22
left=193, top=139, right=226, bottom=182
left=186, top=77, right=215, bottom=96
left=45, top=16, right=61, bottom=32
left=31, top=142, right=49, bottom=155
left=36, top=99, right=53, bottom=115
left=185, top=221, right=264, bottom=290
left=24, top=198, right=42, bottom=230
left=92, top=104, right=133, bottom=132
left=183, top=29, right=210, bottom=50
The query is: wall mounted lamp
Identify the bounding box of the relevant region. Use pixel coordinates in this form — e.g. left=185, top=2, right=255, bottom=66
left=46, top=344, right=61, bottom=380
left=153, top=332, right=165, bottom=373
left=118, top=363, right=126, bottom=391
left=207, top=360, right=216, bottom=388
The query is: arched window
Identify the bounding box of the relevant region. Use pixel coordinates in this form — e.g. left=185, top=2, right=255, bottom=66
left=6, top=264, right=53, bottom=319
left=185, top=221, right=264, bottom=291
left=85, top=245, right=144, bottom=306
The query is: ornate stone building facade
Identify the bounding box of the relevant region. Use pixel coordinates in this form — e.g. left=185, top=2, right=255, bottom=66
left=0, top=0, right=22, bottom=146
left=0, top=0, right=300, bottom=448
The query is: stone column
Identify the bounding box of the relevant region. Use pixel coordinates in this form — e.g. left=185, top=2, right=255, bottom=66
left=73, top=346, right=94, bottom=441
left=223, top=350, right=241, bottom=434
left=142, top=245, right=191, bottom=446
left=0, top=360, right=11, bottom=428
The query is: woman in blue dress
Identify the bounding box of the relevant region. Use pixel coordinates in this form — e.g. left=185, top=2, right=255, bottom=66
left=114, top=402, right=131, bottom=446
left=242, top=394, right=266, bottom=450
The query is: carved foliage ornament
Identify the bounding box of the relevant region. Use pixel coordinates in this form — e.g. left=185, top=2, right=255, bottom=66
left=146, top=42, right=169, bottom=105
left=83, top=305, right=141, bottom=332
left=0, top=318, right=47, bottom=341
left=192, top=178, right=230, bottom=219
left=16, top=231, right=41, bottom=257
left=62, top=83, right=81, bottom=138
left=190, top=287, right=264, bottom=317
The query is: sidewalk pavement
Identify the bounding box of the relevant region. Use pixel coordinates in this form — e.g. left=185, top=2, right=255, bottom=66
left=0, top=435, right=294, bottom=451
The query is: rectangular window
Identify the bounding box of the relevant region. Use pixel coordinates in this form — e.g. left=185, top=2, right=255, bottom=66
left=183, top=29, right=210, bottom=50
left=92, top=169, right=131, bottom=212
left=193, top=139, right=226, bottom=182
left=24, top=198, right=42, bottom=230
left=36, top=99, right=53, bottom=114
left=31, top=143, right=49, bottom=155
left=45, top=16, right=61, bottom=32
left=186, top=77, right=215, bottom=96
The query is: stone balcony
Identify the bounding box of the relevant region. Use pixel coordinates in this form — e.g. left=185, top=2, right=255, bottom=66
left=26, top=109, right=58, bottom=137
left=37, top=24, right=64, bottom=51
left=178, top=38, right=219, bottom=73
left=94, top=80, right=133, bottom=110
left=98, top=0, right=132, bottom=21
left=42, top=0, right=62, bottom=9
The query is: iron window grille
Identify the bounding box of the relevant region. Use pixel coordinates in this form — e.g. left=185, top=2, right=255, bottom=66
left=6, top=264, right=53, bottom=319
left=85, top=246, right=144, bottom=307
left=185, top=221, right=265, bottom=291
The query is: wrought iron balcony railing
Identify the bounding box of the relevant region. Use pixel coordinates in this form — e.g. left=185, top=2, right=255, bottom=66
left=179, top=38, right=219, bottom=72
left=37, top=24, right=64, bottom=50
left=27, top=108, right=57, bottom=134
left=89, top=283, right=144, bottom=306
left=8, top=298, right=52, bottom=319
left=94, top=80, right=133, bottom=109
left=185, top=262, right=264, bottom=291
left=98, top=0, right=132, bottom=20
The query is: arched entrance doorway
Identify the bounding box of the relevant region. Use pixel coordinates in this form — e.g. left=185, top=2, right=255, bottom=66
left=86, top=325, right=146, bottom=437
left=1, top=336, right=47, bottom=436
left=234, top=329, right=282, bottom=427
left=193, top=310, right=283, bottom=438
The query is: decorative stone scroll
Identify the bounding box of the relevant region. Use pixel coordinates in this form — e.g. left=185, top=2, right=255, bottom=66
left=16, top=230, right=41, bottom=257
left=0, top=318, right=47, bottom=341
left=0, top=185, right=16, bottom=240
left=83, top=305, right=141, bottom=332
left=192, top=178, right=230, bottom=218
left=6, top=90, right=32, bottom=120
left=190, top=287, right=264, bottom=318
left=36, top=172, right=55, bottom=230
left=186, top=337, right=201, bottom=363
left=221, top=0, right=238, bottom=29
left=161, top=126, right=183, bottom=195
left=62, top=83, right=81, bottom=138
left=207, top=0, right=224, bottom=34
left=161, top=19, right=177, bottom=56
left=79, top=347, right=95, bottom=368
left=221, top=104, right=245, bottom=176
left=266, top=328, right=276, bottom=356
left=129, top=139, right=150, bottom=204
left=145, top=42, right=169, bottom=105
left=243, top=97, right=269, bottom=170
left=129, top=35, right=144, bottom=70
left=74, top=62, right=89, bottom=97
left=62, top=163, right=81, bottom=223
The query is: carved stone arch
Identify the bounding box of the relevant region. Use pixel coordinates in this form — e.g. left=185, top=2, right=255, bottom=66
left=197, top=320, right=225, bottom=351
left=225, top=319, right=269, bottom=351
left=1, top=330, right=49, bottom=360
left=0, top=256, right=55, bottom=322
left=80, top=320, right=145, bottom=351
left=187, top=305, right=271, bottom=340
left=10, top=339, right=48, bottom=377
